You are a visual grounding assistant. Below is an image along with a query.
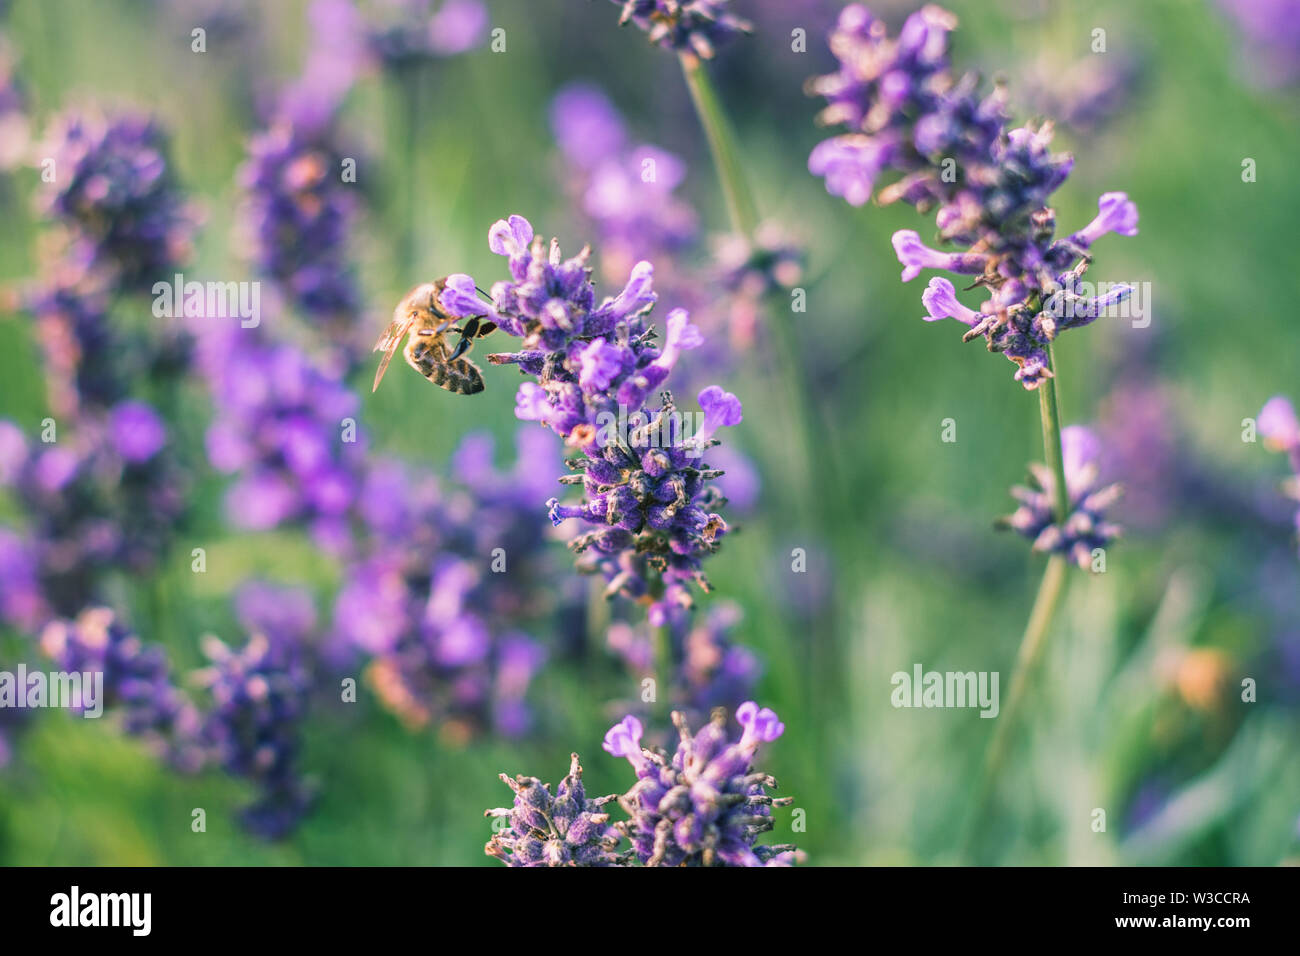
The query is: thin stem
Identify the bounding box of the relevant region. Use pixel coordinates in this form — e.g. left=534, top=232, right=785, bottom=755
left=677, top=54, right=829, bottom=508
left=962, top=553, right=1069, bottom=860
left=962, top=346, right=1072, bottom=861
left=651, top=621, right=670, bottom=719
left=679, top=52, right=849, bottom=762
left=679, top=55, right=759, bottom=238
left=1039, top=343, right=1071, bottom=524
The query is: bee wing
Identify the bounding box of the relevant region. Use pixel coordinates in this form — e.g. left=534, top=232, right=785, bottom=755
left=372, top=315, right=412, bottom=393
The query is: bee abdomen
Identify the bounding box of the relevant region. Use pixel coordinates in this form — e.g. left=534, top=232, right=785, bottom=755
left=405, top=338, right=485, bottom=394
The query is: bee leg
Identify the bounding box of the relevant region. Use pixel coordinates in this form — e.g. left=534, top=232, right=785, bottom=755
left=448, top=316, right=481, bottom=360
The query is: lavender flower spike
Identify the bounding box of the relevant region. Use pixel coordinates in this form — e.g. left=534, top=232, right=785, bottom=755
left=999, top=425, right=1123, bottom=569
left=484, top=754, right=623, bottom=866
left=809, top=5, right=1140, bottom=389
left=612, top=704, right=802, bottom=866
left=606, top=1, right=753, bottom=59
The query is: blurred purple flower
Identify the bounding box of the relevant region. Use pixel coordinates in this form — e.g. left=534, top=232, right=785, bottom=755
left=1216, top=0, right=1300, bottom=87
left=41, top=607, right=201, bottom=769
left=808, top=4, right=1138, bottom=390
left=108, top=400, right=166, bottom=464
left=39, top=110, right=198, bottom=291
left=604, top=0, right=752, bottom=60
left=332, top=430, right=558, bottom=738
left=202, top=331, right=364, bottom=549
left=1000, top=425, right=1124, bottom=568
left=193, top=630, right=315, bottom=839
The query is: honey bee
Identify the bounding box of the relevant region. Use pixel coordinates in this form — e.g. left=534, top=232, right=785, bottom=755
left=372, top=278, right=496, bottom=394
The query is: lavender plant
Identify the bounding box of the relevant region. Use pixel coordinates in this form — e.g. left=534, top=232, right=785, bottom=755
left=999, top=425, right=1123, bottom=569
left=805, top=4, right=1140, bottom=856
left=331, top=430, right=556, bottom=739
left=0, top=109, right=200, bottom=633
left=484, top=753, right=623, bottom=866
left=0, top=406, right=186, bottom=619
left=606, top=599, right=759, bottom=724
left=808, top=4, right=1138, bottom=390
left=442, top=215, right=740, bottom=612
left=484, top=702, right=800, bottom=866
left=366, top=0, right=488, bottom=68
left=40, top=607, right=202, bottom=766
left=192, top=628, right=316, bottom=839
left=604, top=0, right=752, bottom=60
left=201, top=326, right=365, bottom=553
left=239, top=117, right=363, bottom=355
left=38, top=110, right=198, bottom=292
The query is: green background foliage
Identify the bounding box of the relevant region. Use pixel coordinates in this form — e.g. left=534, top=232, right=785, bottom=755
left=0, top=0, right=1297, bottom=865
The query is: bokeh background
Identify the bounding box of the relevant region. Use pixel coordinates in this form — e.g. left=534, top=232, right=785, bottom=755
left=0, top=0, right=1297, bottom=865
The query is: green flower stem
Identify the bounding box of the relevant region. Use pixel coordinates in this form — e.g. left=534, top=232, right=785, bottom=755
left=1038, top=343, right=1071, bottom=524
left=677, top=53, right=838, bottom=516
left=680, top=55, right=759, bottom=239
left=964, top=345, right=1072, bottom=861
left=679, top=53, right=847, bottom=781
left=652, top=621, right=670, bottom=719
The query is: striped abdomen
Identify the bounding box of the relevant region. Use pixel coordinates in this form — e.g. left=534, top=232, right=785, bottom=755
left=404, top=335, right=485, bottom=395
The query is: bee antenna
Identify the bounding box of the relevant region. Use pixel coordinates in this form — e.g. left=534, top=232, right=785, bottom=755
left=475, top=286, right=492, bottom=301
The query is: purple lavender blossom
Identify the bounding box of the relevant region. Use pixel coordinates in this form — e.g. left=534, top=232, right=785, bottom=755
left=234, top=580, right=319, bottom=652
left=279, top=0, right=370, bottom=133
left=1260, top=395, right=1300, bottom=457
left=1216, top=0, right=1300, bottom=87
left=109, top=401, right=167, bottom=464
left=239, top=118, right=362, bottom=349
left=332, top=430, right=557, bottom=739
left=484, top=753, right=623, bottom=866
left=0, top=414, right=187, bottom=616
left=808, top=4, right=1139, bottom=390
left=710, top=222, right=805, bottom=349
left=1257, top=395, right=1300, bottom=555
left=607, top=703, right=801, bottom=866
left=192, top=630, right=315, bottom=839
left=203, top=329, right=365, bottom=550
left=0, top=527, right=48, bottom=632
left=547, top=83, right=795, bottom=381
left=40, top=607, right=201, bottom=768
left=368, top=0, right=489, bottom=67
left=547, top=390, right=736, bottom=602
left=445, top=215, right=741, bottom=610
left=605, top=599, right=759, bottom=725
left=999, top=425, right=1123, bottom=568
left=550, top=83, right=698, bottom=281
left=605, top=0, right=752, bottom=59
left=39, top=110, right=197, bottom=291
left=1018, top=52, right=1145, bottom=134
